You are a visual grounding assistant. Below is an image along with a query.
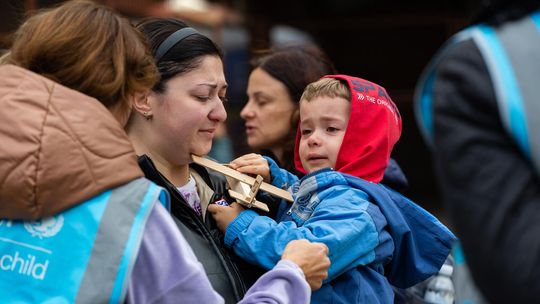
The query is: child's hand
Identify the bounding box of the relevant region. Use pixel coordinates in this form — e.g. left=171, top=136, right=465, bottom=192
left=229, top=153, right=271, bottom=183
left=207, top=202, right=245, bottom=232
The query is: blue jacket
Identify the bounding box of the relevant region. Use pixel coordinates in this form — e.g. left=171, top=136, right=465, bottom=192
left=225, top=157, right=456, bottom=303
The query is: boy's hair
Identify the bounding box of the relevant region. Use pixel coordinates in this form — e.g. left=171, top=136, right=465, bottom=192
left=300, top=78, right=351, bottom=103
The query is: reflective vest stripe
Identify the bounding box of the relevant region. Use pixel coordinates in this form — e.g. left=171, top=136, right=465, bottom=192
left=112, top=181, right=162, bottom=302
left=533, top=11, right=540, bottom=32
left=414, top=30, right=473, bottom=147
left=496, top=12, right=540, bottom=173
left=416, top=10, right=540, bottom=174
left=474, top=21, right=533, bottom=161
left=76, top=178, right=158, bottom=303
left=468, top=13, right=540, bottom=172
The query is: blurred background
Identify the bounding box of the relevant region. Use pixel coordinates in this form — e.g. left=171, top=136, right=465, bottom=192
left=0, top=0, right=475, bottom=225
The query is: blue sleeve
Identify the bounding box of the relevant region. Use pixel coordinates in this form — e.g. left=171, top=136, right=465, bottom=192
left=225, top=187, right=387, bottom=282
left=264, top=156, right=299, bottom=189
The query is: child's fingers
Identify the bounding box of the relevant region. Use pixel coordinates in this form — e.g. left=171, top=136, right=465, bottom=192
left=230, top=154, right=269, bottom=179
left=235, top=164, right=271, bottom=182
left=229, top=202, right=245, bottom=212
left=230, top=153, right=265, bottom=169
left=209, top=203, right=244, bottom=232
left=207, top=203, right=228, bottom=214
left=235, top=164, right=263, bottom=173
left=229, top=154, right=256, bottom=168
left=231, top=153, right=255, bottom=162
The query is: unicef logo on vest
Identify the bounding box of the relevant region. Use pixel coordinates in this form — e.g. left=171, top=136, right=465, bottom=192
left=24, top=215, right=64, bottom=239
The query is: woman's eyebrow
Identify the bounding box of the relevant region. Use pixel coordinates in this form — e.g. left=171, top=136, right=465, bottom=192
left=196, top=83, right=228, bottom=89
left=253, top=91, right=272, bottom=99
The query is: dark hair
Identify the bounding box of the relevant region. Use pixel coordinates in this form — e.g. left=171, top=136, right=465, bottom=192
left=9, top=0, right=158, bottom=109
left=253, top=45, right=337, bottom=104
left=251, top=45, right=336, bottom=174
left=469, top=0, right=540, bottom=25
left=135, top=18, right=223, bottom=93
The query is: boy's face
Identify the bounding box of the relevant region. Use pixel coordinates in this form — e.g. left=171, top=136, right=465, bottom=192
left=298, top=96, right=350, bottom=173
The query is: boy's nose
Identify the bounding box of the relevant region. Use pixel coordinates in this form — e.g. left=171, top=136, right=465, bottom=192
left=307, top=133, right=321, bottom=147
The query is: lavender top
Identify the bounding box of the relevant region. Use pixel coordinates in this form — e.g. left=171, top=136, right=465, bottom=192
left=127, top=203, right=311, bottom=304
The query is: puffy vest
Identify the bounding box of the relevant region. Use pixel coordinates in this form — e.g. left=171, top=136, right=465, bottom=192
left=0, top=178, right=165, bottom=303
left=416, top=9, right=540, bottom=175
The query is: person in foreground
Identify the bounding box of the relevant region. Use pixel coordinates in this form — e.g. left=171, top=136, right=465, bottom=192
left=210, top=75, right=457, bottom=303
left=415, top=0, right=540, bottom=302
left=0, top=1, right=329, bottom=303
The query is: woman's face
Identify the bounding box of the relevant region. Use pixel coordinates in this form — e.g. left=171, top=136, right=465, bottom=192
left=150, top=55, right=227, bottom=165
left=241, top=67, right=296, bottom=151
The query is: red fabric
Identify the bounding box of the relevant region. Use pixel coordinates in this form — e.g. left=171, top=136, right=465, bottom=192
left=294, top=75, right=401, bottom=182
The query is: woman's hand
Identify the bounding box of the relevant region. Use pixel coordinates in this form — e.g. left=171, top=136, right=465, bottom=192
left=207, top=202, right=245, bottom=232
left=229, top=153, right=271, bottom=183
left=281, top=239, right=330, bottom=291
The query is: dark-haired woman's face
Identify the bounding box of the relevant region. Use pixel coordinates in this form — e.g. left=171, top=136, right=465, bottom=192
left=149, top=55, right=227, bottom=165
left=241, top=68, right=295, bottom=152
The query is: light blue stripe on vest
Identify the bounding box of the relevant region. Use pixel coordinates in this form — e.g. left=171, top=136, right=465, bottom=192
left=472, top=11, right=540, bottom=172
left=414, top=30, right=473, bottom=147
left=75, top=178, right=160, bottom=303
left=472, top=25, right=531, bottom=160
left=415, top=25, right=528, bottom=149
left=110, top=181, right=162, bottom=302
left=532, top=11, right=540, bottom=32
left=0, top=191, right=112, bottom=303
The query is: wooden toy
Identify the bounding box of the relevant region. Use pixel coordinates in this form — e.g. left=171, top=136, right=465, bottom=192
left=191, top=155, right=293, bottom=212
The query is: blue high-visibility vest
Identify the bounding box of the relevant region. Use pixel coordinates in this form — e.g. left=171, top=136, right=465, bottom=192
left=0, top=177, right=167, bottom=303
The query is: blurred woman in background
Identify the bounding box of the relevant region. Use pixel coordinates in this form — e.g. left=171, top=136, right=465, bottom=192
left=241, top=45, right=336, bottom=175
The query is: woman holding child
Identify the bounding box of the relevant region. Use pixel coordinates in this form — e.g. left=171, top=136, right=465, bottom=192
left=126, top=17, right=331, bottom=303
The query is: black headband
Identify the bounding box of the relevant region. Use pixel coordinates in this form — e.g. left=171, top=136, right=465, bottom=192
left=155, top=27, right=199, bottom=62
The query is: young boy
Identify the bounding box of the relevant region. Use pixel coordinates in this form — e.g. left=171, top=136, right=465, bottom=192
left=208, top=75, right=456, bottom=303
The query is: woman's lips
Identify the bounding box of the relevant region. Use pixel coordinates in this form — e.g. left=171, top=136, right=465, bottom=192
left=245, top=125, right=256, bottom=135
left=199, top=128, right=216, bottom=137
